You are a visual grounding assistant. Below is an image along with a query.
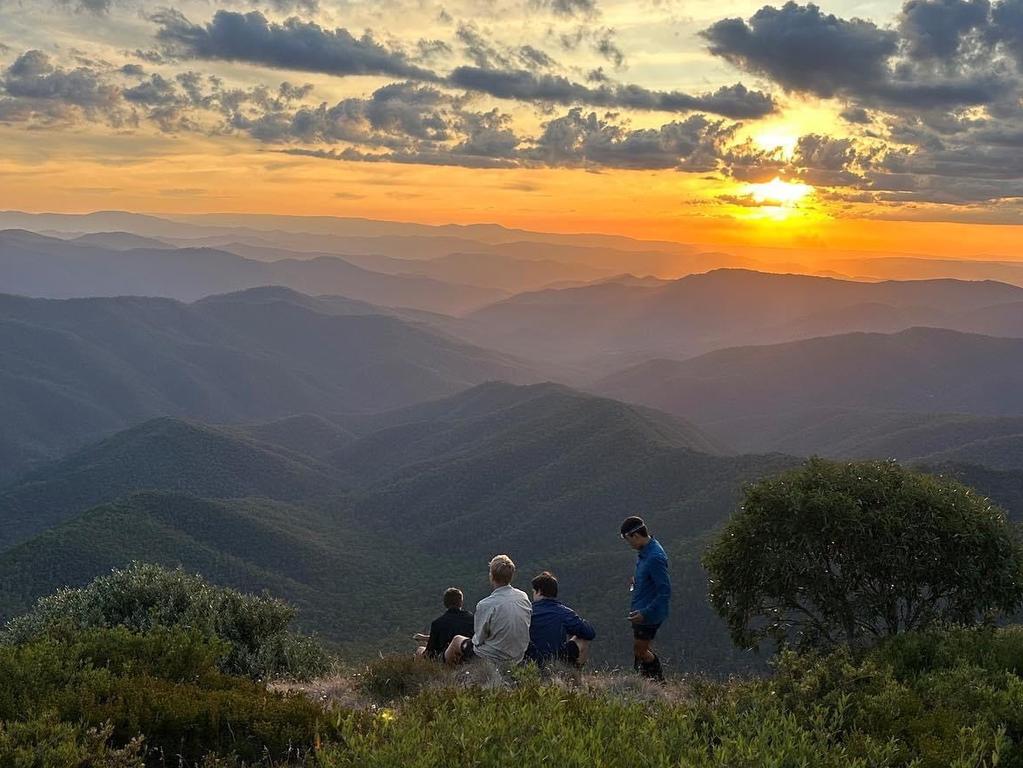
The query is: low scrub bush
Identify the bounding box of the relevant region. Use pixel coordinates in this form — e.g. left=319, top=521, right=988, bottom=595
left=764, top=629, right=1023, bottom=768
left=0, top=716, right=143, bottom=768
left=1, top=563, right=330, bottom=680
left=359, top=655, right=451, bottom=702
left=0, top=627, right=336, bottom=764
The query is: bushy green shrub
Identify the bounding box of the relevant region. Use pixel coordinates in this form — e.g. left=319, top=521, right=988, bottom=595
left=763, top=630, right=1023, bottom=768
left=705, top=458, right=1023, bottom=652
left=0, top=716, right=143, bottom=768
left=359, top=655, right=451, bottom=702
left=2, top=563, right=330, bottom=680
left=0, top=627, right=337, bottom=764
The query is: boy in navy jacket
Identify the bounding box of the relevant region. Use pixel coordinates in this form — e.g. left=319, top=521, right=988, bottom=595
left=525, top=571, right=596, bottom=668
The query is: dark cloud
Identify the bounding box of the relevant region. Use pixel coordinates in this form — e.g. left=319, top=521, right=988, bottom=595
left=702, top=3, right=898, bottom=99
left=991, top=0, right=1023, bottom=66
left=148, top=10, right=770, bottom=119
left=447, top=66, right=775, bottom=117
left=594, top=28, right=625, bottom=67
left=122, top=73, right=181, bottom=106
left=530, top=0, right=598, bottom=18
left=153, top=10, right=438, bottom=81
left=840, top=106, right=872, bottom=123
left=898, top=0, right=991, bottom=60
left=697, top=0, right=1023, bottom=209
left=415, top=39, right=453, bottom=62
left=273, top=107, right=736, bottom=172
left=701, top=0, right=1019, bottom=110
left=0, top=50, right=126, bottom=125
left=455, top=23, right=559, bottom=71
left=456, top=22, right=510, bottom=68
left=528, top=109, right=736, bottom=170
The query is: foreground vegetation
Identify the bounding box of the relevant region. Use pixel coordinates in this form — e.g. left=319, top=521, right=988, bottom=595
left=7, top=623, right=1023, bottom=766
left=6, top=459, right=1023, bottom=765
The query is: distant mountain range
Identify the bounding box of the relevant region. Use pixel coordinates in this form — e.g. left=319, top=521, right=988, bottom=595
left=0, top=229, right=503, bottom=314
left=0, top=287, right=536, bottom=480
left=594, top=327, right=1023, bottom=456
left=467, top=269, right=1023, bottom=362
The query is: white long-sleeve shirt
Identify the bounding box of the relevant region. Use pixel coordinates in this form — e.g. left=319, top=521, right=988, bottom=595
left=472, top=584, right=532, bottom=666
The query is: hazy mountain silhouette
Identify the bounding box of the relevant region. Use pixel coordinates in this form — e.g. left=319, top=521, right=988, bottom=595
left=0, top=289, right=535, bottom=480
left=0, top=230, right=503, bottom=313
left=67, top=231, right=173, bottom=250
left=466, top=269, right=1023, bottom=362
left=595, top=328, right=1023, bottom=451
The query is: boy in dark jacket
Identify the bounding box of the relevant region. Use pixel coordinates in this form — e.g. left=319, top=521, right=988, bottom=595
left=525, top=571, right=596, bottom=668
left=416, top=587, right=474, bottom=660
left=621, top=516, right=670, bottom=681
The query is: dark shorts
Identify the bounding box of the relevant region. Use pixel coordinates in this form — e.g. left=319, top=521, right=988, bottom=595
left=557, top=640, right=580, bottom=664
left=633, top=623, right=661, bottom=641
left=459, top=638, right=477, bottom=662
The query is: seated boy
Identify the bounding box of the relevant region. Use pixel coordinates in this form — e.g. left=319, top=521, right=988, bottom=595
left=415, top=587, right=474, bottom=659
left=525, top=571, right=596, bottom=668
left=444, top=554, right=532, bottom=671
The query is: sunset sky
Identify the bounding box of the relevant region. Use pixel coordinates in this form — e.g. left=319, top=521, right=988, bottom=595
left=1, top=0, right=1022, bottom=256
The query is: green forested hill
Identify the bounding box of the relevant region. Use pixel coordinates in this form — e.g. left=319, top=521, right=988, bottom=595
left=0, top=383, right=787, bottom=671
left=0, top=417, right=342, bottom=551
left=0, top=289, right=536, bottom=480
left=0, top=492, right=427, bottom=644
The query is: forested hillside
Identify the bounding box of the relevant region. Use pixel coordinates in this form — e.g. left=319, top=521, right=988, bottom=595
left=0, top=289, right=535, bottom=480
left=0, top=382, right=792, bottom=671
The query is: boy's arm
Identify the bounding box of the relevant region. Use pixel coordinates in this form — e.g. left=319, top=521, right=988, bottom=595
left=424, top=619, right=441, bottom=657
left=564, top=607, right=596, bottom=640
left=472, top=603, right=490, bottom=646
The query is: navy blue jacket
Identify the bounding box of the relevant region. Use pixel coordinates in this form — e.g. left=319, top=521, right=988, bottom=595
left=631, top=538, right=671, bottom=625
left=526, top=598, right=596, bottom=663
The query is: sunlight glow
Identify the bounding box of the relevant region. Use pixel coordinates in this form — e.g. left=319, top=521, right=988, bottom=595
left=753, top=132, right=799, bottom=160
left=745, top=177, right=813, bottom=207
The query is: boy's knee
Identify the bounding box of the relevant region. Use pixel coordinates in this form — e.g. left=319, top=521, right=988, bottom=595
left=444, top=634, right=471, bottom=665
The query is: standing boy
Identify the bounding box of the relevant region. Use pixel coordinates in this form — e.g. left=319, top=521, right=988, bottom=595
left=620, top=516, right=670, bottom=681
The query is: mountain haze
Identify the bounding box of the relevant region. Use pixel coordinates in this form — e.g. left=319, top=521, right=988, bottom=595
left=467, top=269, right=1023, bottom=362
left=0, top=230, right=502, bottom=313
left=595, top=327, right=1023, bottom=452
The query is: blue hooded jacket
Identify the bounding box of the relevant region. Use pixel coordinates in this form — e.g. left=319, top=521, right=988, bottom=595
left=631, top=538, right=671, bottom=626
left=526, top=598, right=596, bottom=663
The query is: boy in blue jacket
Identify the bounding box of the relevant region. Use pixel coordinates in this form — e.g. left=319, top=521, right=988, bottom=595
left=525, top=571, right=596, bottom=669
left=621, top=516, right=670, bottom=681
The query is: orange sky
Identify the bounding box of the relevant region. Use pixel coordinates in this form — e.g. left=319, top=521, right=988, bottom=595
left=3, top=132, right=1020, bottom=261
left=2, top=0, right=1022, bottom=262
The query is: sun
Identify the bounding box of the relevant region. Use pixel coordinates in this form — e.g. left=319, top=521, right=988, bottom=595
left=745, top=177, right=813, bottom=207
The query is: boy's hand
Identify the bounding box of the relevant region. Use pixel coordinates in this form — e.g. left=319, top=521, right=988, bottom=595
left=628, top=610, right=645, bottom=624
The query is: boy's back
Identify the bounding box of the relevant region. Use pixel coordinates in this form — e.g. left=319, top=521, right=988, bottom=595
left=473, top=585, right=532, bottom=665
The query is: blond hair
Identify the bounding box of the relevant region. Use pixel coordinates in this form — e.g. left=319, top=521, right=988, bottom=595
left=489, top=554, right=516, bottom=586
